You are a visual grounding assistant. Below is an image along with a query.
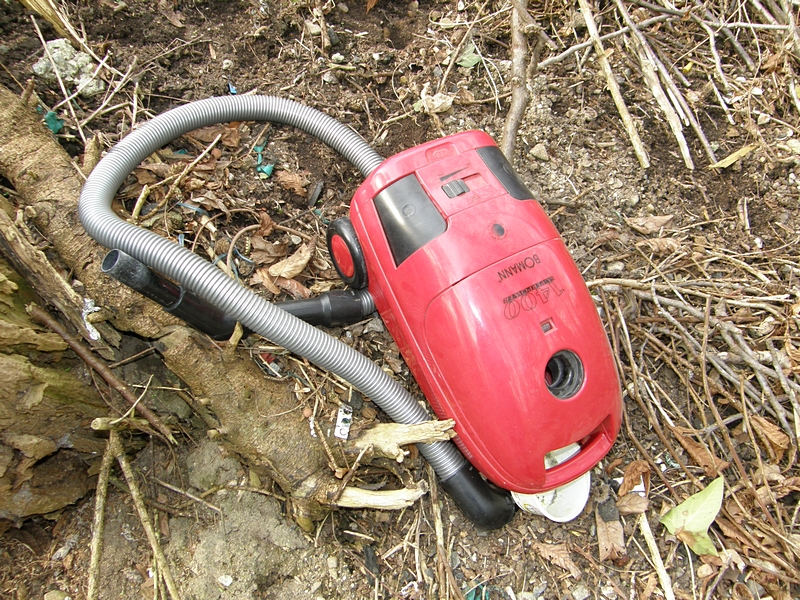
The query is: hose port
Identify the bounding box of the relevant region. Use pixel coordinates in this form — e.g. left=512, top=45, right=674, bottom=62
left=544, top=350, right=584, bottom=399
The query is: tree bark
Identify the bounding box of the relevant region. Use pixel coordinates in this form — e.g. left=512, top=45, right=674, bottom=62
left=0, top=83, right=181, bottom=340
left=0, top=82, right=436, bottom=527
left=0, top=255, right=106, bottom=523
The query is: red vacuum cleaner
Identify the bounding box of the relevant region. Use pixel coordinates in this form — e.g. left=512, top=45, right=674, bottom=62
left=327, top=131, right=622, bottom=496
left=87, top=96, right=621, bottom=526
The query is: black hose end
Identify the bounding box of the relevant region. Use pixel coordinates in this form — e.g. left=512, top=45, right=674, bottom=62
left=439, top=464, right=516, bottom=530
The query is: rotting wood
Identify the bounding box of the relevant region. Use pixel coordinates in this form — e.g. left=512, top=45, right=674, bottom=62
left=28, top=303, right=177, bottom=444
left=0, top=83, right=183, bottom=339
left=156, top=326, right=448, bottom=526
left=0, top=198, right=118, bottom=359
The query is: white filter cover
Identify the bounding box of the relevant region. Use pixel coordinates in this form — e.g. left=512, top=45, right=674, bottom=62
left=511, top=443, right=591, bottom=522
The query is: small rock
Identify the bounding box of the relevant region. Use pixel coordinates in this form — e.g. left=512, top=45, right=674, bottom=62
left=337, top=2, right=349, bottom=12
left=327, top=27, right=340, bottom=46
left=32, top=39, right=106, bottom=97
left=331, top=53, right=346, bottom=64
left=321, top=71, right=339, bottom=85
left=605, top=261, right=626, bottom=275
left=570, top=583, right=591, bottom=600
left=407, top=0, right=419, bottom=14
left=600, top=585, right=617, bottom=599
left=218, top=575, right=233, bottom=588
left=531, top=581, right=548, bottom=597
left=327, top=556, right=338, bottom=569
left=304, top=19, right=322, bottom=36
left=43, top=592, right=70, bottom=600
left=530, top=143, right=549, bottom=161
left=221, top=59, right=233, bottom=70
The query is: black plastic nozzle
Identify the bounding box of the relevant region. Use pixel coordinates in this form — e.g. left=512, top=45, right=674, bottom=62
left=439, top=464, right=516, bottom=529
left=102, top=249, right=238, bottom=340
left=276, top=289, right=375, bottom=327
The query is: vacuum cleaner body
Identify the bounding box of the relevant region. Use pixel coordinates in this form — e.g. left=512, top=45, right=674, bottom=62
left=331, top=131, right=622, bottom=494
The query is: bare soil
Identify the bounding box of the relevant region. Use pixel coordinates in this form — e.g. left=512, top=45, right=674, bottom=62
left=1, top=0, right=799, bottom=599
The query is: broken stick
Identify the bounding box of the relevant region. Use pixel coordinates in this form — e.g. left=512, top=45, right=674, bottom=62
left=579, top=0, right=650, bottom=169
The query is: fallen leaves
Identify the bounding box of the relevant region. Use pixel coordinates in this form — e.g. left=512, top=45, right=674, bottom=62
left=626, top=214, right=674, bottom=235
left=531, top=542, right=581, bottom=578
left=250, top=236, right=288, bottom=266
left=275, top=170, right=311, bottom=196
left=596, top=498, right=628, bottom=564
left=268, top=238, right=316, bottom=279
left=187, top=124, right=240, bottom=148
left=660, top=476, right=724, bottom=556
left=671, top=427, right=730, bottom=476
left=750, top=415, right=790, bottom=463
left=635, top=237, right=681, bottom=256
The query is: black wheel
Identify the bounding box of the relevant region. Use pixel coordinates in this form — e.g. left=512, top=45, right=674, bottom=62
left=327, top=218, right=368, bottom=289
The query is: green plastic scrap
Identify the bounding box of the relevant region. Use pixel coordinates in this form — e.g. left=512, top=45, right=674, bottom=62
left=253, top=143, right=274, bottom=178
left=43, top=111, right=64, bottom=134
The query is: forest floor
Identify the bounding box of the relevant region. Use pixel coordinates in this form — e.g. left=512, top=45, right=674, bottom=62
left=1, top=0, right=799, bottom=599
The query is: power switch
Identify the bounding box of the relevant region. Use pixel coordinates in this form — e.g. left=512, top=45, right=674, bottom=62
left=442, top=179, right=469, bottom=198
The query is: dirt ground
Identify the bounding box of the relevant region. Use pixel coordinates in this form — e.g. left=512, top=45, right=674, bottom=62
left=1, top=0, right=799, bottom=599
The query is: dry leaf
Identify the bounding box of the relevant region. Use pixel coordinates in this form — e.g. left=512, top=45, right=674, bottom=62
left=250, top=237, right=288, bottom=265
left=596, top=503, right=628, bottom=564
left=531, top=542, right=581, bottom=578
left=192, top=191, right=229, bottom=214
left=188, top=125, right=240, bottom=148
left=310, top=280, right=336, bottom=294
left=615, top=493, right=649, bottom=515
left=268, top=238, right=315, bottom=279
left=784, top=338, right=800, bottom=372
left=158, top=0, right=185, bottom=27
left=251, top=267, right=280, bottom=294
left=596, top=524, right=627, bottom=565
left=636, top=237, right=680, bottom=255
left=639, top=573, right=658, bottom=600
left=626, top=214, right=674, bottom=235
left=256, top=212, right=275, bottom=237
left=673, top=427, right=731, bottom=476
left=751, top=416, right=790, bottom=463
left=619, top=460, right=651, bottom=496
left=275, top=170, right=311, bottom=195
left=275, top=276, right=311, bottom=299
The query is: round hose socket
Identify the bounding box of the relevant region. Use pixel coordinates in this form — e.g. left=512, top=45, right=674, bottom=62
left=544, top=350, right=584, bottom=399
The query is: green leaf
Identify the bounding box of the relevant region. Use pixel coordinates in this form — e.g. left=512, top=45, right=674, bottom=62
left=660, top=477, right=724, bottom=556
left=456, top=42, right=481, bottom=69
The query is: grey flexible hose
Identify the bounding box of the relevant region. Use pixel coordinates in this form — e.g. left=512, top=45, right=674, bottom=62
left=79, top=96, right=465, bottom=480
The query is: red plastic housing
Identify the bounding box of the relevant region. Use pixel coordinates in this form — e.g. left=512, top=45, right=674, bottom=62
left=349, top=131, right=622, bottom=493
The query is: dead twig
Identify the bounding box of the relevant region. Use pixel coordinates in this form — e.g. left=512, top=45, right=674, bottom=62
left=27, top=304, right=176, bottom=443
left=86, top=438, right=115, bottom=600
left=109, top=431, right=182, bottom=600
left=500, top=0, right=538, bottom=160
left=614, top=0, right=693, bottom=169
left=579, top=0, right=650, bottom=168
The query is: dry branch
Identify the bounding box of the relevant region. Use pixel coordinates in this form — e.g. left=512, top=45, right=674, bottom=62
left=500, top=0, right=532, bottom=160
left=28, top=304, right=177, bottom=443
left=578, top=0, right=650, bottom=168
